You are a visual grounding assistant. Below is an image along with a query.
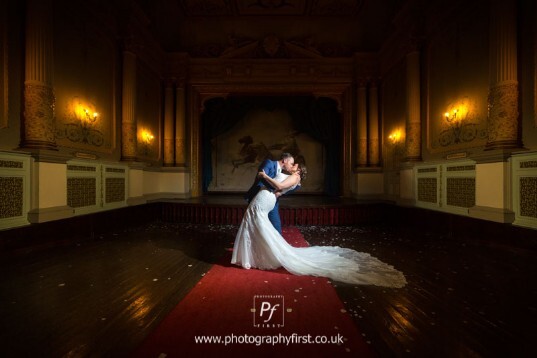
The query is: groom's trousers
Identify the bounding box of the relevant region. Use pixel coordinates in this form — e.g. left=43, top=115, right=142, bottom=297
left=268, top=200, right=282, bottom=235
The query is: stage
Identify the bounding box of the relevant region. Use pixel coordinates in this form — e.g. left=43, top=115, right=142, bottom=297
left=159, top=194, right=393, bottom=226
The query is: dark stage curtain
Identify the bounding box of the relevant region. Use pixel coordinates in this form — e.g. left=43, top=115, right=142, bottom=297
left=201, top=96, right=341, bottom=196
left=291, top=97, right=341, bottom=197
left=201, top=97, right=248, bottom=193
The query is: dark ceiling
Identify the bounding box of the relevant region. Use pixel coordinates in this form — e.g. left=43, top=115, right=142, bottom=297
left=137, top=0, right=407, bottom=56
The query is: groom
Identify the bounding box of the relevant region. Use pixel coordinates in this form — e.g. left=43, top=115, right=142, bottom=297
left=244, top=152, right=298, bottom=234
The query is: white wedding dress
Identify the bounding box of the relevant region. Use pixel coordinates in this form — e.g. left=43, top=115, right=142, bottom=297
left=231, top=173, right=407, bottom=288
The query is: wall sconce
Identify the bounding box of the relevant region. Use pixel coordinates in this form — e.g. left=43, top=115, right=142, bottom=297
left=387, top=129, right=404, bottom=168
left=441, top=107, right=472, bottom=145
left=141, top=130, right=154, bottom=145
left=388, top=130, right=402, bottom=144
left=138, top=128, right=155, bottom=156
left=444, top=108, right=464, bottom=144
left=81, top=108, right=99, bottom=125
left=438, top=98, right=485, bottom=147
left=56, top=99, right=104, bottom=147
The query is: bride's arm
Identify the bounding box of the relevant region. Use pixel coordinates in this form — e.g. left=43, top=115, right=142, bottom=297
left=259, top=170, right=299, bottom=190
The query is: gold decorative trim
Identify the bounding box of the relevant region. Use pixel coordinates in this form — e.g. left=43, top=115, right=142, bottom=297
left=405, top=121, right=421, bottom=161
left=446, top=165, right=476, bottom=172
left=105, top=167, right=125, bottom=173
left=0, top=160, right=23, bottom=169
left=22, top=84, right=57, bottom=148
left=418, top=167, right=437, bottom=173
left=67, top=165, right=96, bottom=172
left=486, top=82, right=519, bottom=148
left=520, top=161, right=537, bottom=169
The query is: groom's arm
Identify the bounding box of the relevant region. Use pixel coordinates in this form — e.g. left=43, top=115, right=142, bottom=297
left=281, top=183, right=300, bottom=196
left=257, top=160, right=277, bottom=190
left=274, top=184, right=300, bottom=199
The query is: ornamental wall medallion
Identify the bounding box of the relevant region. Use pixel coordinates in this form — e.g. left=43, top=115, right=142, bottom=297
left=55, top=97, right=104, bottom=147
left=432, top=97, right=487, bottom=149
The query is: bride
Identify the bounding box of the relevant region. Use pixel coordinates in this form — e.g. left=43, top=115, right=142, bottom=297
left=231, top=164, right=407, bottom=288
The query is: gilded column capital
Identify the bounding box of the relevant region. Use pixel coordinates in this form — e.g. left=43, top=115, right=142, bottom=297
left=486, top=82, right=520, bottom=149
left=121, top=49, right=137, bottom=161
left=20, top=0, right=57, bottom=150
left=486, top=0, right=520, bottom=150
left=21, top=84, right=56, bottom=149
left=404, top=49, right=422, bottom=161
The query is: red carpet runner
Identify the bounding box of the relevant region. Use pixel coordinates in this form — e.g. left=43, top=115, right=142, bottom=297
left=134, top=227, right=377, bottom=357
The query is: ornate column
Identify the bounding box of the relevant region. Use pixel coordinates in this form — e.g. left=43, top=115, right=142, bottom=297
left=21, top=0, right=56, bottom=150
left=486, top=0, right=520, bottom=149
left=121, top=46, right=137, bottom=161
left=175, top=82, right=186, bottom=166
left=356, top=80, right=368, bottom=167
left=163, top=79, right=175, bottom=166
left=405, top=50, right=422, bottom=161
left=368, top=79, right=380, bottom=167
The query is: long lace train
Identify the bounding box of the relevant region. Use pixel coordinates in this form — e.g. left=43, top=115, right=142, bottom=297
left=231, top=190, right=407, bottom=288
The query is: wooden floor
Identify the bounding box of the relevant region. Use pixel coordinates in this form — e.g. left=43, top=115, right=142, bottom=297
left=1, top=215, right=536, bottom=357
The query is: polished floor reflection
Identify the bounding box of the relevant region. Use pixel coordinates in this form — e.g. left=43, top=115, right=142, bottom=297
left=1, top=220, right=536, bottom=357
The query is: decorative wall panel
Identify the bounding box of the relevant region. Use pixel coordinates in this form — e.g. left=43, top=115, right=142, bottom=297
left=415, top=165, right=440, bottom=210
left=446, top=177, right=475, bottom=208
left=417, top=178, right=438, bottom=203
left=67, top=177, right=97, bottom=208
left=512, top=153, right=537, bottom=229
left=67, top=161, right=128, bottom=214
left=105, top=177, right=126, bottom=204
left=0, top=160, right=23, bottom=169
left=0, top=152, right=31, bottom=229
left=520, top=177, right=537, bottom=219
left=442, top=162, right=475, bottom=214
left=0, top=177, right=23, bottom=218
left=415, top=161, right=476, bottom=215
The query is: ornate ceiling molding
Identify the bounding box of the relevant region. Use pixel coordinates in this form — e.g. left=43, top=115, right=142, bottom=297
left=177, top=0, right=365, bottom=17
left=188, top=57, right=356, bottom=84
left=190, top=34, right=354, bottom=58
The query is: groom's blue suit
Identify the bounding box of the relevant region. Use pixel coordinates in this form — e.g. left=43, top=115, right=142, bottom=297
left=244, top=159, right=297, bottom=234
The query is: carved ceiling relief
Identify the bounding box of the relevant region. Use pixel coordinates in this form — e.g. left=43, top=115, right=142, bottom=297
left=178, top=0, right=364, bottom=17
left=190, top=34, right=353, bottom=58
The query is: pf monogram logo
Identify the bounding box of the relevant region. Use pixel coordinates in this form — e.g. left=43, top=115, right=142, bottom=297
left=253, top=295, right=284, bottom=328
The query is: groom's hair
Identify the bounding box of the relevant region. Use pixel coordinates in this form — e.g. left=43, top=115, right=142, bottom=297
left=280, top=152, right=293, bottom=161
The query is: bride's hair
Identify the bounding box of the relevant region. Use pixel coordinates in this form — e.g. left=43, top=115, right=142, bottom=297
left=297, top=164, right=307, bottom=180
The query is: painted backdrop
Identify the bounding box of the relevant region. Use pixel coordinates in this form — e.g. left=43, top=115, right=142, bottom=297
left=207, top=108, right=325, bottom=193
